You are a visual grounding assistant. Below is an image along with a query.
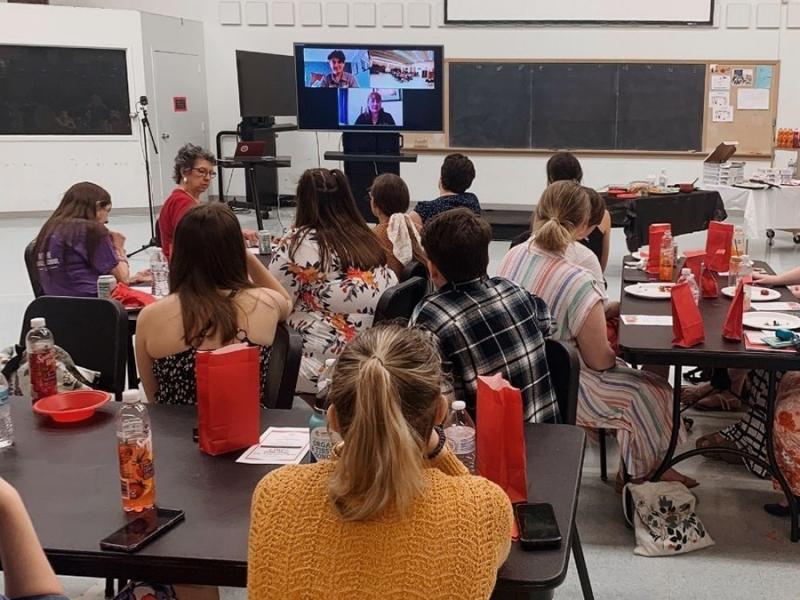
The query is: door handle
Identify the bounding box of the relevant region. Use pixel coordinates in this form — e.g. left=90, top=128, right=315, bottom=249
left=160, top=133, right=170, bottom=140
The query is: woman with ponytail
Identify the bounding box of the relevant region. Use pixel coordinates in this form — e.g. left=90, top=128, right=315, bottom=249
left=248, top=324, right=512, bottom=598
left=499, top=181, right=696, bottom=490
left=268, top=168, right=397, bottom=395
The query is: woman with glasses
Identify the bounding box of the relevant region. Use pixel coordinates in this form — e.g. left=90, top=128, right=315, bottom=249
left=158, top=143, right=257, bottom=260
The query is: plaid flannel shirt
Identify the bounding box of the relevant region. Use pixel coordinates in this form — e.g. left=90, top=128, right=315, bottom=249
left=411, top=276, right=558, bottom=423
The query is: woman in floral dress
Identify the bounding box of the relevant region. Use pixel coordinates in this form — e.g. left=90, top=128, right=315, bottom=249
left=269, top=168, right=397, bottom=394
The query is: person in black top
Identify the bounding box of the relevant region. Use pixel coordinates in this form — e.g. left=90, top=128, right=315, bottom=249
left=410, top=153, right=481, bottom=229
left=354, top=92, right=395, bottom=126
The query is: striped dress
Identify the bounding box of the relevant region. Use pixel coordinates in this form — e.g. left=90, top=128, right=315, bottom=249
left=499, top=243, right=684, bottom=479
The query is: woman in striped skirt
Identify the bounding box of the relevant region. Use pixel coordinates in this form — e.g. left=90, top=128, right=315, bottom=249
left=499, top=181, right=694, bottom=487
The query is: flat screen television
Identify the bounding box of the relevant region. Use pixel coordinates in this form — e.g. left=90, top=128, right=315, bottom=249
left=293, top=43, right=444, bottom=132
left=236, top=50, right=297, bottom=118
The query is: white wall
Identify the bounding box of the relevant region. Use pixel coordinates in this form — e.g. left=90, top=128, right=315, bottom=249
left=0, top=4, right=149, bottom=212
left=16, top=1, right=800, bottom=210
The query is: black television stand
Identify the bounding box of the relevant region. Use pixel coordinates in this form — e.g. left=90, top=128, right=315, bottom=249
left=323, top=132, right=417, bottom=223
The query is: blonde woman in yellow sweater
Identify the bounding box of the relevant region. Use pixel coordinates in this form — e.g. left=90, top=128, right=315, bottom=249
left=248, top=324, right=513, bottom=599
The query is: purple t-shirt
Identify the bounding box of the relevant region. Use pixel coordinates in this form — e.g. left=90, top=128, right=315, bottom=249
left=37, top=221, right=119, bottom=297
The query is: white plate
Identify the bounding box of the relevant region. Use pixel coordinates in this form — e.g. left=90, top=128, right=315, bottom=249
left=742, top=311, right=800, bottom=331
left=624, top=282, right=675, bottom=300
left=721, top=286, right=781, bottom=301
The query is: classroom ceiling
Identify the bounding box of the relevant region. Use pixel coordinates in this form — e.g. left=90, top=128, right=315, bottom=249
left=370, top=50, right=432, bottom=66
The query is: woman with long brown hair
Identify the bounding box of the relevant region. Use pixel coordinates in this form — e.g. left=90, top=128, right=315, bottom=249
left=268, top=168, right=397, bottom=394
left=34, top=181, right=129, bottom=297
left=135, top=202, right=291, bottom=405
left=248, top=324, right=512, bottom=598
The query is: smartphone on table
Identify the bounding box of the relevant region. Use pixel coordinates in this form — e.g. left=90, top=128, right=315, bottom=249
left=514, top=502, right=562, bottom=550
left=99, top=507, right=185, bottom=553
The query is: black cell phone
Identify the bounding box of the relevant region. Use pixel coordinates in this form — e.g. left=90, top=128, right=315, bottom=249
left=514, top=503, right=562, bottom=550
left=99, top=507, right=185, bottom=553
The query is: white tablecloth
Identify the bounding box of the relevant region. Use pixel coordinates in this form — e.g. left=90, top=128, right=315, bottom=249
left=705, top=185, right=800, bottom=239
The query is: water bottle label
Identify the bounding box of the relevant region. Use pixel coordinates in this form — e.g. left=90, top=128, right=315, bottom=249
left=446, top=427, right=476, bottom=455
left=310, top=427, right=341, bottom=461
left=29, top=350, right=57, bottom=400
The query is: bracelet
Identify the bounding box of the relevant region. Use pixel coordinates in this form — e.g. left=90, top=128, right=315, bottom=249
left=426, top=425, right=447, bottom=460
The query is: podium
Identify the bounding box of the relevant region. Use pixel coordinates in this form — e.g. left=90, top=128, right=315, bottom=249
left=324, top=132, right=417, bottom=223
left=216, top=156, right=292, bottom=230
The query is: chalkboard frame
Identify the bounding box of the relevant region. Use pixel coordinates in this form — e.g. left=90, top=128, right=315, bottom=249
left=0, top=44, right=135, bottom=139
left=405, top=58, right=780, bottom=159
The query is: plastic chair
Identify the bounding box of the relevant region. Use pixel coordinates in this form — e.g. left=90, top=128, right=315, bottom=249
left=543, top=340, right=595, bottom=600
left=373, top=276, right=428, bottom=324
left=544, top=339, right=580, bottom=426
left=23, top=240, right=45, bottom=298
left=400, top=259, right=428, bottom=282
left=263, top=322, right=303, bottom=410
left=19, top=296, right=129, bottom=401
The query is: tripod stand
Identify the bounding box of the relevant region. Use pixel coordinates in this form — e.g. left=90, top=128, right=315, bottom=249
left=128, top=96, right=160, bottom=258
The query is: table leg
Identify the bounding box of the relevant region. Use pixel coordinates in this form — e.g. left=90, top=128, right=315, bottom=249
left=652, top=364, right=683, bottom=481
left=248, top=166, right=264, bottom=231
left=571, top=528, right=595, bottom=600
left=764, top=371, right=799, bottom=542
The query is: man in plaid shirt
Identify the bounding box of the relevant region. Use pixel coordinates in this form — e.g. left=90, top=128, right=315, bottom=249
left=410, top=208, right=558, bottom=423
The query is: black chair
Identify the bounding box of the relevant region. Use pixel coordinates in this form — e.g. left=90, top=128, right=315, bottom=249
left=263, top=322, right=303, bottom=410
left=24, top=240, right=45, bottom=298
left=19, top=297, right=129, bottom=401
left=373, top=276, right=428, bottom=324
left=400, top=259, right=428, bottom=282
left=543, top=339, right=595, bottom=600
left=544, top=339, right=580, bottom=426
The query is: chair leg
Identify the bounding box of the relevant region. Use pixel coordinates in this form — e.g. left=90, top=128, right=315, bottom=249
left=104, top=578, right=115, bottom=599
left=598, top=429, right=608, bottom=481
left=571, top=528, right=595, bottom=600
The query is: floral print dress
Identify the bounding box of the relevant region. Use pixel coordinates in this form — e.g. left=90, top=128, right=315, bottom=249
left=269, top=228, right=397, bottom=394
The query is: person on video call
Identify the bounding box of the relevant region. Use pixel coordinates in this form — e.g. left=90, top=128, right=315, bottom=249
left=354, top=92, right=396, bottom=126
left=320, top=50, right=359, bottom=88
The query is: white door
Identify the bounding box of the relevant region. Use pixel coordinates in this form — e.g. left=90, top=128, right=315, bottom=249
left=151, top=50, right=209, bottom=202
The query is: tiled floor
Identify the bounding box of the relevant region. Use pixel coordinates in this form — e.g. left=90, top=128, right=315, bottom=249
left=1, top=206, right=799, bottom=598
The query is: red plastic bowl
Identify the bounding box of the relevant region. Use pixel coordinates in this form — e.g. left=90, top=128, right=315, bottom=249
left=33, top=390, right=111, bottom=423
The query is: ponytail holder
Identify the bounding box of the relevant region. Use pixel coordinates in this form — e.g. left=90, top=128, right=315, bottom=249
left=426, top=425, right=447, bottom=460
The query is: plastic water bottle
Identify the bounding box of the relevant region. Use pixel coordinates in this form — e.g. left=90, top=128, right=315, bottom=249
left=738, top=255, right=754, bottom=311
left=677, top=268, right=700, bottom=305
left=309, top=359, right=340, bottom=463
left=150, top=248, right=169, bottom=297
left=444, top=400, right=476, bottom=474
left=659, top=230, right=674, bottom=282
left=0, top=374, right=14, bottom=449
left=117, top=389, right=156, bottom=512
left=25, top=317, right=57, bottom=403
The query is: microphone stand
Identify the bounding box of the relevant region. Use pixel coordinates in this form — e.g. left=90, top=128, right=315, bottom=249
left=128, top=101, right=160, bottom=258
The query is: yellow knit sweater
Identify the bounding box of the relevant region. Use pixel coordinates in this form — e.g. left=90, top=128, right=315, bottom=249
left=247, top=449, right=513, bottom=599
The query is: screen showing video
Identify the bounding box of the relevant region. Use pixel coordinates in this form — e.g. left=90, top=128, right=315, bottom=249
left=294, top=44, right=443, bottom=132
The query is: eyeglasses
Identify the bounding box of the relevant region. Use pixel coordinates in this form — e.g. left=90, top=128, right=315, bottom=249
left=191, top=168, right=217, bottom=179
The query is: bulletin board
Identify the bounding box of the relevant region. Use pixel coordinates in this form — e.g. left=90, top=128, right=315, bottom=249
left=702, top=62, right=780, bottom=157
left=405, top=59, right=780, bottom=158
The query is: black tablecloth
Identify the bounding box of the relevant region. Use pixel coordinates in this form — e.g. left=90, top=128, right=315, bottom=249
left=604, top=190, right=727, bottom=252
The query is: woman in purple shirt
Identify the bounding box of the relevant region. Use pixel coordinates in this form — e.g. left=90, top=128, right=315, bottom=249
left=35, top=182, right=129, bottom=297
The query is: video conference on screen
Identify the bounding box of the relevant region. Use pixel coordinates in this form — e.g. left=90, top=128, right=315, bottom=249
left=295, top=46, right=442, bottom=131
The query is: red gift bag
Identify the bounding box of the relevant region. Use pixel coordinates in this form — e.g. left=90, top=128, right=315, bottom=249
left=700, top=262, right=720, bottom=298
left=195, top=343, right=261, bottom=456
left=683, top=249, right=706, bottom=283
left=647, top=224, right=672, bottom=275
left=476, top=374, right=528, bottom=504
left=722, top=278, right=747, bottom=341
left=671, top=282, right=705, bottom=348
left=705, top=221, right=734, bottom=272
